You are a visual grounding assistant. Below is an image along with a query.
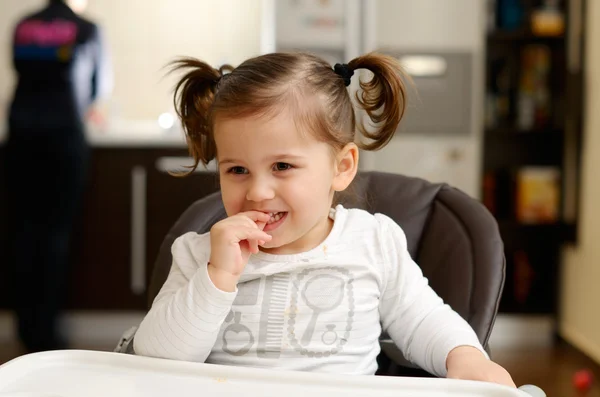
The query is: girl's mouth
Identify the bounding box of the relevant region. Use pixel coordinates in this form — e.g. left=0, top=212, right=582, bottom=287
left=264, top=211, right=287, bottom=231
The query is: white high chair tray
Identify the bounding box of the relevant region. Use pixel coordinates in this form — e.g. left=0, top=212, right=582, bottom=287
left=0, top=350, right=536, bottom=397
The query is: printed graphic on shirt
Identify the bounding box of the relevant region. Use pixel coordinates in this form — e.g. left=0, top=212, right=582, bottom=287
left=222, top=310, right=254, bottom=356
left=222, top=274, right=290, bottom=358
left=288, top=267, right=354, bottom=358
left=258, top=273, right=290, bottom=358
left=221, top=267, right=354, bottom=359
left=14, top=19, right=78, bottom=61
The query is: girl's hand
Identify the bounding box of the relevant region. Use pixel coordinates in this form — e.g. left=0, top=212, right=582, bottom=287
left=446, top=346, right=516, bottom=388
left=208, top=211, right=272, bottom=292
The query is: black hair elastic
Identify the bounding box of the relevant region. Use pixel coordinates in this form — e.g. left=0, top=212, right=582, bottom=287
left=334, top=63, right=354, bottom=87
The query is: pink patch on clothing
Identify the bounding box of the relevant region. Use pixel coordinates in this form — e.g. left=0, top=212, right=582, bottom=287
left=15, top=20, right=78, bottom=46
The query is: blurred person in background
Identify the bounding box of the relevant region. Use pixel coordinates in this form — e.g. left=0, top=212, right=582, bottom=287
left=4, top=0, right=112, bottom=352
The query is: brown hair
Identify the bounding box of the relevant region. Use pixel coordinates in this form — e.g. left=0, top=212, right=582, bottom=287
left=170, top=52, right=409, bottom=173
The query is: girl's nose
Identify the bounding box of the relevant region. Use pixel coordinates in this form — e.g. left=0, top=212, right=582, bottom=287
left=245, top=177, right=275, bottom=202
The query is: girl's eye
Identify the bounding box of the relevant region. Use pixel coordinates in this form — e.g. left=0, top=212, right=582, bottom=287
left=274, top=162, right=292, bottom=171
left=228, top=166, right=248, bottom=175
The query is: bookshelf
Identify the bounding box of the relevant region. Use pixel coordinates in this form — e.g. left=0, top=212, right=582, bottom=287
left=482, top=0, right=585, bottom=314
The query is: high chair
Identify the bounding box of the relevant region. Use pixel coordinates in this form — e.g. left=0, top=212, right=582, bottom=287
left=115, top=171, right=506, bottom=378
left=2, top=171, right=549, bottom=396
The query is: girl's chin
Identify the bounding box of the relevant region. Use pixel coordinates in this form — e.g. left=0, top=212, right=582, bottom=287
left=259, top=240, right=278, bottom=250
left=259, top=237, right=288, bottom=253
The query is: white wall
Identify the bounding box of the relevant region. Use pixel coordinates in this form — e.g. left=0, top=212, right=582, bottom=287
left=559, top=0, right=600, bottom=364
left=0, top=0, right=263, bottom=122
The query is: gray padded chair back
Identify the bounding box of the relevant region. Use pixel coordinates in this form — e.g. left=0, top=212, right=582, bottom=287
left=146, top=171, right=505, bottom=376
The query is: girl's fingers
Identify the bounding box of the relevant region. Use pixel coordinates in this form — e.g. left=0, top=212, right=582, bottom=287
left=233, top=227, right=272, bottom=244
left=250, top=238, right=259, bottom=254
left=239, top=211, right=272, bottom=224
left=230, top=214, right=269, bottom=232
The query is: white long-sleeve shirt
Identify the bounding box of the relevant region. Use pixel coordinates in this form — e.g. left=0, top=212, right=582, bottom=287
left=133, top=205, right=487, bottom=377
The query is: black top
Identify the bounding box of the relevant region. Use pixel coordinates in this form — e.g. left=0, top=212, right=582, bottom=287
left=9, top=1, right=111, bottom=132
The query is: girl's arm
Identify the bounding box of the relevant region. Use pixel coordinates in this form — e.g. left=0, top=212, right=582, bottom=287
left=376, top=214, right=488, bottom=377
left=133, top=232, right=237, bottom=362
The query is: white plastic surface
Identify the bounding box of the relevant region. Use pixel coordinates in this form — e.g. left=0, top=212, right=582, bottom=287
left=0, top=350, right=534, bottom=397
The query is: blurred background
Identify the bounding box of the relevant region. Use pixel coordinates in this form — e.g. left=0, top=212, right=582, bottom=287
left=0, top=0, right=598, bottom=394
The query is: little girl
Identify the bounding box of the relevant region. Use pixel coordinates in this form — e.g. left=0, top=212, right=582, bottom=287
left=133, top=51, right=515, bottom=387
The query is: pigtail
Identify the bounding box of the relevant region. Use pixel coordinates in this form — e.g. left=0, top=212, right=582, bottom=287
left=170, top=57, right=223, bottom=173
left=348, top=53, right=409, bottom=151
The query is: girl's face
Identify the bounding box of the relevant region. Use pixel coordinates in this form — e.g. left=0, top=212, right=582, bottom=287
left=214, top=110, right=356, bottom=255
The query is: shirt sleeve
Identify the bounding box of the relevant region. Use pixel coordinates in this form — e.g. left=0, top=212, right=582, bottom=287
left=90, top=24, right=113, bottom=102
left=375, top=214, right=488, bottom=377
left=133, top=232, right=237, bottom=362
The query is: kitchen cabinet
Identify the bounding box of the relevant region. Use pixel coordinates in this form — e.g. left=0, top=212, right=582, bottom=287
left=0, top=146, right=220, bottom=310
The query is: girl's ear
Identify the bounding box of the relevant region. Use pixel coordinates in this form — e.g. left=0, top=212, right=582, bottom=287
left=332, top=143, right=359, bottom=192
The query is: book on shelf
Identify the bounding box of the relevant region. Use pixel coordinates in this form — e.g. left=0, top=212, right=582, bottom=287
left=515, top=166, right=560, bottom=224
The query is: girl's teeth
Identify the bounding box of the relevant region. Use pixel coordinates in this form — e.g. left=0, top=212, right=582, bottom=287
left=268, top=212, right=283, bottom=224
